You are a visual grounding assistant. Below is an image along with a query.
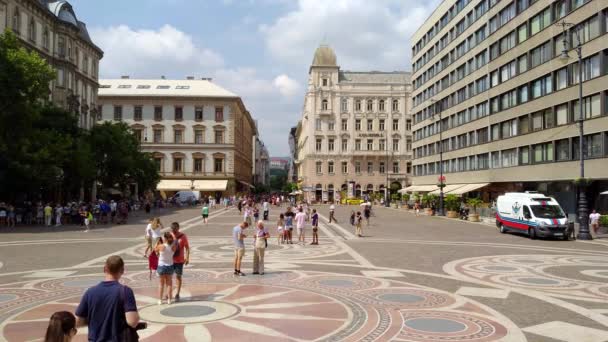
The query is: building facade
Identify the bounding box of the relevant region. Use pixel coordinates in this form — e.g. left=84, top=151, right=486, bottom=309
left=295, top=45, right=414, bottom=202
left=0, top=0, right=103, bottom=129
left=270, top=157, right=290, bottom=171
left=410, top=0, right=608, bottom=213
left=288, top=126, right=298, bottom=182
left=98, top=78, right=256, bottom=197
left=253, top=135, right=270, bottom=187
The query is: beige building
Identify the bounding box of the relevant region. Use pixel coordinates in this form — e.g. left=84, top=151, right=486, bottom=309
left=0, top=0, right=103, bottom=129
left=98, top=78, right=256, bottom=197
left=295, top=45, right=413, bottom=202
left=410, top=0, right=608, bottom=213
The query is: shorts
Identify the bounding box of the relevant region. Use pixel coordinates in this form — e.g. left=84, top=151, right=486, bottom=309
left=84, top=219, right=90, bottom=225
left=157, top=265, right=174, bottom=276
left=173, top=263, right=184, bottom=276
left=287, top=226, right=293, bottom=231
left=202, top=214, right=208, bottom=218
left=297, top=227, right=303, bottom=234
left=234, top=248, right=245, bottom=260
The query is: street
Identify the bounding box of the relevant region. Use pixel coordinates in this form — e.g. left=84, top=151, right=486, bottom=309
left=1, top=204, right=608, bottom=341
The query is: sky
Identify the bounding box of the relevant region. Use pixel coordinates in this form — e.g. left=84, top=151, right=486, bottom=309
left=71, top=0, right=442, bottom=156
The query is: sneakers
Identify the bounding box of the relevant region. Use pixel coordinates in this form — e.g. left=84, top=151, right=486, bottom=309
left=157, top=300, right=162, bottom=305
left=252, top=272, right=260, bottom=275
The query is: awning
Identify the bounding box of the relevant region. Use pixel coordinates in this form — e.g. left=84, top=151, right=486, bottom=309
left=193, top=180, right=227, bottom=191
left=398, top=185, right=438, bottom=194
left=156, top=180, right=194, bottom=191
left=449, top=183, right=490, bottom=195
left=429, top=184, right=468, bottom=195
left=238, top=181, right=255, bottom=189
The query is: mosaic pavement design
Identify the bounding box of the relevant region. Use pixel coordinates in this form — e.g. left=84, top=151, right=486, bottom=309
left=0, top=270, right=525, bottom=341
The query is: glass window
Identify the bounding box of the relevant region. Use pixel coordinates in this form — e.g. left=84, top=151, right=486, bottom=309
left=174, top=107, right=183, bottom=121
left=518, top=55, right=528, bottom=73
left=355, top=161, right=361, bottom=173
left=214, top=130, right=224, bottom=144
left=174, top=130, right=183, bottom=143
left=518, top=23, right=528, bottom=43
left=328, top=121, right=335, bottom=131
left=379, top=119, right=385, bottom=131
left=355, top=139, right=361, bottom=150
left=316, top=161, right=322, bottom=174
left=573, top=94, right=601, bottom=120
left=555, top=0, right=567, bottom=19
left=532, top=111, right=543, bottom=131
left=328, top=138, right=335, bottom=151
left=173, top=158, right=183, bottom=172
left=355, top=119, right=361, bottom=131
left=215, top=107, right=224, bottom=121
left=367, top=139, right=373, bottom=150
left=342, top=161, right=348, bottom=174
left=153, top=129, right=162, bottom=143
left=543, top=109, right=554, bottom=129
left=342, top=139, right=348, bottom=151
left=341, top=119, right=348, bottom=130
left=341, top=98, right=348, bottom=112
left=194, top=129, right=204, bottom=144
left=134, top=106, right=142, bottom=121
left=555, top=67, right=568, bottom=90
left=328, top=161, right=334, bottom=174
left=113, top=105, right=122, bottom=121
left=556, top=104, right=569, bottom=125
left=154, top=106, right=163, bottom=121
left=519, top=115, right=530, bottom=134
left=367, top=119, right=373, bottom=131
left=520, top=146, right=530, bottom=164
left=315, top=138, right=322, bottom=151
left=533, top=142, right=554, bottom=162
left=195, top=107, right=203, bottom=121
left=315, top=119, right=322, bottom=130
left=519, top=85, right=529, bottom=103
left=556, top=139, right=570, bottom=160
left=367, top=161, right=373, bottom=173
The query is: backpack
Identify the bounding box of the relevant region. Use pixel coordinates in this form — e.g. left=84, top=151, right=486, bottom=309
left=173, top=233, right=182, bottom=258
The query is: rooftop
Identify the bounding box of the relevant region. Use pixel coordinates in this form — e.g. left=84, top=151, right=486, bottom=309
left=98, top=78, right=238, bottom=98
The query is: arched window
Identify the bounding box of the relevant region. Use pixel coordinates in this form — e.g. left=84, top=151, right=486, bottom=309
left=379, top=99, right=385, bottom=111
left=392, top=99, right=399, bottom=111
left=28, top=17, right=36, bottom=42
left=42, top=27, right=49, bottom=49
left=367, top=100, right=373, bottom=111
left=12, top=7, right=20, bottom=34
left=341, top=98, right=348, bottom=112
left=322, top=99, right=328, bottom=110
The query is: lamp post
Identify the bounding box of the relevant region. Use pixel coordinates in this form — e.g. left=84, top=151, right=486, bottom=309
left=431, top=100, right=445, bottom=216
left=385, top=143, right=390, bottom=207
left=558, top=21, right=591, bottom=240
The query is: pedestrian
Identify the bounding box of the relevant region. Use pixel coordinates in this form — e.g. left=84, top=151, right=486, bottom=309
left=171, top=222, right=189, bottom=302
left=244, top=205, right=253, bottom=227
left=0, top=203, right=6, bottom=227
left=44, top=203, right=53, bottom=227
left=155, top=232, right=176, bottom=305
left=364, top=205, right=371, bottom=227
left=75, top=256, right=141, bottom=341
left=44, top=311, right=77, bottom=342
left=350, top=210, right=356, bottom=226
left=233, top=221, right=248, bottom=276
left=144, top=218, right=163, bottom=257
left=356, top=211, right=363, bottom=237
left=110, top=200, right=117, bottom=223
left=590, top=209, right=601, bottom=235
left=295, top=207, right=307, bottom=244
left=83, top=209, right=92, bottom=232
left=277, top=213, right=285, bottom=245
left=311, top=209, right=319, bottom=245
left=253, top=206, right=260, bottom=222
left=53, top=204, right=63, bottom=227
left=263, top=199, right=269, bottom=220
left=201, top=203, right=209, bottom=224
left=252, top=221, right=269, bottom=275
left=415, top=202, right=420, bottom=216
left=37, top=203, right=44, bottom=225
left=329, top=203, right=337, bottom=223
left=237, top=200, right=242, bottom=214
left=284, top=207, right=295, bottom=244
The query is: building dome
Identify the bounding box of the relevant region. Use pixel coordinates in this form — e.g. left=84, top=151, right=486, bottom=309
left=312, top=45, right=337, bottom=67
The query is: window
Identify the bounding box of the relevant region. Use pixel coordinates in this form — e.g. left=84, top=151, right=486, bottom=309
left=56, top=68, right=64, bottom=87
left=518, top=55, right=528, bottom=73
left=215, top=107, right=224, bottom=122
left=316, top=161, right=322, bottom=174
left=391, top=139, right=399, bottom=152
left=355, top=139, right=361, bottom=151
left=341, top=119, right=348, bottom=130
left=133, top=129, right=143, bottom=143
left=341, top=161, right=348, bottom=174
left=543, top=109, right=554, bottom=129
left=379, top=162, right=385, bottom=174
left=500, top=60, right=517, bottom=82
left=214, top=130, right=224, bottom=144
left=342, top=139, right=348, bottom=151
left=477, top=153, right=489, bottom=169
left=499, top=31, right=516, bottom=53
left=531, top=41, right=552, bottom=68
left=533, top=142, right=554, bottom=162
left=490, top=70, right=499, bottom=87
left=519, top=85, right=529, bottom=103
left=530, top=7, right=551, bottom=36
left=531, top=75, right=552, bottom=99
left=406, top=120, right=411, bottom=131
left=194, top=158, right=203, bottom=173
left=491, top=152, right=501, bottom=169
left=134, top=106, right=143, bottom=121
left=491, top=124, right=500, bottom=141
left=532, top=111, right=544, bottom=131
left=572, top=54, right=600, bottom=84
left=12, top=7, right=20, bottom=33
left=367, top=161, right=373, bottom=173
left=195, top=129, right=204, bottom=144
left=153, top=129, right=163, bottom=143
left=502, top=149, right=518, bottom=167
left=355, top=99, right=362, bottom=111
left=518, top=24, right=528, bottom=43
left=355, top=119, right=361, bottom=131
left=173, top=158, right=183, bottom=173
left=556, top=104, right=569, bottom=125
left=501, top=90, right=517, bottom=110
left=555, top=0, right=567, bottom=19
left=214, top=158, right=224, bottom=173
left=379, top=100, right=385, bottom=111
left=379, top=119, right=385, bottom=131
left=174, top=107, right=183, bottom=121
left=571, top=0, right=587, bottom=10
left=322, top=78, right=328, bottom=86
left=58, top=36, right=65, bottom=57
left=315, top=138, right=322, bottom=152
left=367, top=139, right=373, bottom=150
left=555, top=67, right=568, bottom=90
left=355, top=161, right=361, bottom=173
left=42, top=28, right=49, bottom=49
left=174, top=129, right=183, bottom=143
left=154, top=158, right=162, bottom=172
left=117, top=85, right=132, bottom=89
left=328, top=120, right=335, bottom=131
left=322, top=99, right=328, bottom=110
left=328, top=138, right=335, bottom=151
left=573, top=94, right=601, bottom=120
left=328, top=161, right=334, bottom=174
left=556, top=139, right=570, bottom=161
left=392, top=119, right=399, bottom=130
left=195, top=107, right=203, bottom=121
left=502, top=119, right=518, bottom=138
left=519, top=115, right=530, bottom=134
left=520, top=146, right=530, bottom=164
left=154, top=106, right=163, bottom=121
left=367, top=119, right=373, bottom=131
left=28, top=18, right=36, bottom=42
left=393, top=161, right=400, bottom=173
left=113, top=106, right=122, bottom=121
left=341, top=98, right=348, bottom=112
left=367, top=100, right=373, bottom=111
left=379, top=139, right=385, bottom=151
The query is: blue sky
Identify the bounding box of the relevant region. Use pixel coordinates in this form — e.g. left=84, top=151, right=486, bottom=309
left=71, top=0, right=441, bottom=156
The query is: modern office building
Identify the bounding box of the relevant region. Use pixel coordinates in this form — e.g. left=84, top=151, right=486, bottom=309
left=295, top=45, right=413, bottom=202
left=98, top=77, right=257, bottom=197
left=0, top=0, right=103, bottom=129
left=410, top=0, right=608, bottom=213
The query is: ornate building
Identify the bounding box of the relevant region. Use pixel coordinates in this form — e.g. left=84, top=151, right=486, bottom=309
left=295, top=45, right=413, bottom=202
left=98, top=77, right=257, bottom=197
left=0, top=0, right=103, bottom=129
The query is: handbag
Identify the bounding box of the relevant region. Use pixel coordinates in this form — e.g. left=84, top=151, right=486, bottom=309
left=120, top=286, right=139, bottom=342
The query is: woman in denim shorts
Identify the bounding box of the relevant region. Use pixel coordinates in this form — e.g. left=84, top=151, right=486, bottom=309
left=155, top=232, right=176, bottom=305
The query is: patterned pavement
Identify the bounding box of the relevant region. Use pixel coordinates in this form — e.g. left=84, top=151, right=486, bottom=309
left=1, top=206, right=608, bottom=341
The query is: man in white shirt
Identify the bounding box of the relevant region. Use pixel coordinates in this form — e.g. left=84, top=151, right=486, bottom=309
left=329, top=204, right=337, bottom=223
left=590, top=209, right=601, bottom=235
left=295, top=207, right=307, bottom=244
left=262, top=200, right=269, bottom=221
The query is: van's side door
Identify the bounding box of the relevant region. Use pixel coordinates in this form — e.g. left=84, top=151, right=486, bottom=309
left=522, top=205, right=532, bottom=224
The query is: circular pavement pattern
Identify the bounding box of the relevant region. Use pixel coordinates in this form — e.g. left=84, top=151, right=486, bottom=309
left=0, top=270, right=519, bottom=341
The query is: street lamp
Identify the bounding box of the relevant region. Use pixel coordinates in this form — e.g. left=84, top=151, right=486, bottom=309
left=431, top=99, right=445, bottom=216
left=558, top=21, right=591, bottom=240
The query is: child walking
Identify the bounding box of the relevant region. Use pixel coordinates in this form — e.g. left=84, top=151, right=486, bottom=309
left=277, top=214, right=285, bottom=245
left=83, top=210, right=93, bottom=232
left=311, top=209, right=319, bottom=245
left=155, top=232, right=176, bottom=305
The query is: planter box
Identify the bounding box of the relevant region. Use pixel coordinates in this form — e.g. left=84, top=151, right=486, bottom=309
left=469, top=214, right=480, bottom=222
left=447, top=211, right=458, bottom=218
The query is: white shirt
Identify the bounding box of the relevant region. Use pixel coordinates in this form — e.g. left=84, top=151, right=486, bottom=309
left=158, top=243, right=174, bottom=266
left=330, top=204, right=335, bottom=211
left=590, top=213, right=601, bottom=224
left=110, top=202, right=117, bottom=211
left=146, top=224, right=162, bottom=239
left=295, top=212, right=307, bottom=229
left=263, top=202, right=269, bottom=211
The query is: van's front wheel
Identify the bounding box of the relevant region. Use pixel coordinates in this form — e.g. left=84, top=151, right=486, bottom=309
left=528, top=227, right=536, bottom=240
left=499, top=224, right=507, bottom=234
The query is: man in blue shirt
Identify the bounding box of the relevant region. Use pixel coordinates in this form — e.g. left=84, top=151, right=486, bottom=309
left=76, top=256, right=140, bottom=341
left=233, top=221, right=248, bottom=276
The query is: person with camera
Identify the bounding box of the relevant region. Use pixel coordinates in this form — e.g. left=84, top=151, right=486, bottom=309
left=75, top=255, right=145, bottom=341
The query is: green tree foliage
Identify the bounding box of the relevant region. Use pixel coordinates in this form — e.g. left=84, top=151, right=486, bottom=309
left=269, top=169, right=288, bottom=191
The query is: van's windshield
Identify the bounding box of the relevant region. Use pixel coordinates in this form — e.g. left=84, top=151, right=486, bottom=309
left=530, top=205, right=565, bottom=219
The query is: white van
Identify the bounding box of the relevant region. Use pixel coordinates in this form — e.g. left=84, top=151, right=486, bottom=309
left=496, top=192, right=569, bottom=239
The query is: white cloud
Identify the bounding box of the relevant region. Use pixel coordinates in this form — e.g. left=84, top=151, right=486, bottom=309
left=90, top=24, right=224, bottom=79
left=260, top=0, right=441, bottom=71
left=273, top=74, right=301, bottom=97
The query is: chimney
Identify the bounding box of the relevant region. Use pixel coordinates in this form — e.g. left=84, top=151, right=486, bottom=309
left=161, top=75, right=166, bottom=80
left=201, top=77, right=213, bottom=82
left=121, top=75, right=129, bottom=79
left=186, top=76, right=195, bottom=80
